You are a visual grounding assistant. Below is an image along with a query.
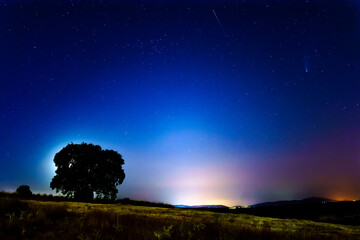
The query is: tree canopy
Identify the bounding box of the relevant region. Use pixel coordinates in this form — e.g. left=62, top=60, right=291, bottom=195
left=16, top=185, right=32, bottom=198
left=50, top=143, right=125, bottom=201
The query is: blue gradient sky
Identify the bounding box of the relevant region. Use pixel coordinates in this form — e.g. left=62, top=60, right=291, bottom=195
left=1, top=0, right=360, bottom=206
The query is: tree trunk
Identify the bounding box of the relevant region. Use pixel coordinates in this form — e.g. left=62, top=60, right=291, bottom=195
left=74, top=188, right=93, bottom=202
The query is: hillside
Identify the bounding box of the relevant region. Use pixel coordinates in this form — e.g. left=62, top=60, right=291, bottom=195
left=251, top=197, right=335, bottom=207
left=1, top=197, right=360, bottom=240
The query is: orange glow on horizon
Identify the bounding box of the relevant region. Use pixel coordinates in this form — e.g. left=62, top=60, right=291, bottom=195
left=330, top=194, right=358, bottom=202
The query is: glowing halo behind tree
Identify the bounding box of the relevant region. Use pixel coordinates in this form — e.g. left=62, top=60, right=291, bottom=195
left=50, top=142, right=125, bottom=201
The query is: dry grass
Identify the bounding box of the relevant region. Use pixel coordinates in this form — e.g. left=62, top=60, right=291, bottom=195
left=1, top=197, right=360, bottom=240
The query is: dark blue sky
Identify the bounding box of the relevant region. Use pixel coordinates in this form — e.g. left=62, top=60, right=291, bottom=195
left=1, top=0, right=360, bottom=205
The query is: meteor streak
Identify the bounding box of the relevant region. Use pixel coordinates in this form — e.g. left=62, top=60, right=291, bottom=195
left=212, top=9, right=226, bottom=36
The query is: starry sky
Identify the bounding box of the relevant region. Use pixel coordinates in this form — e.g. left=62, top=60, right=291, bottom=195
left=1, top=0, right=360, bottom=206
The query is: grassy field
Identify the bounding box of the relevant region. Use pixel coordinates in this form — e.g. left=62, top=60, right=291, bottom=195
left=1, top=197, right=360, bottom=240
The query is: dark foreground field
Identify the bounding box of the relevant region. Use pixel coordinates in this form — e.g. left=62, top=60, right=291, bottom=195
left=1, top=197, right=360, bottom=240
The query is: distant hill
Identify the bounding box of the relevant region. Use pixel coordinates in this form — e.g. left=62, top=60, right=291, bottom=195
left=174, top=197, right=336, bottom=209
left=251, top=197, right=335, bottom=207
left=175, top=205, right=228, bottom=209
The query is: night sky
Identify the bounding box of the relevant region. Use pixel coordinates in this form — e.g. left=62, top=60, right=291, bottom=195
left=1, top=0, right=360, bottom=206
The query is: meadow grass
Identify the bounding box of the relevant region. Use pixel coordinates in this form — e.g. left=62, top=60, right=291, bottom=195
left=1, top=197, right=360, bottom=240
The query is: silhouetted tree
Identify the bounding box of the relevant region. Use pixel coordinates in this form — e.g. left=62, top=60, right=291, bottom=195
left=50, top=143, right=125, bottom=201
left=16, top=185, right=32, bottom=198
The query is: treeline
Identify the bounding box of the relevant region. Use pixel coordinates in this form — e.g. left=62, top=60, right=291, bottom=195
left=114, top=198, right=174, bottom=208
left=0, top=190, right=70, bottom=202
left=0, top=190, right=173, bottom=208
